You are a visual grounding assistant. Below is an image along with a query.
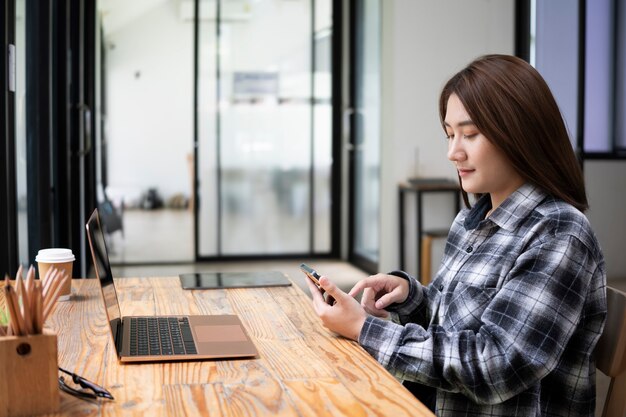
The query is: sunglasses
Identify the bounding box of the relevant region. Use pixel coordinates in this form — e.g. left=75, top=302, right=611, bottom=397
left=58, top=367, right=114, bottom=401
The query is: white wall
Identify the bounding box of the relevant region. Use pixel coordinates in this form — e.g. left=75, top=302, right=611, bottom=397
left=378, top=0, right=515, bottom=272
left=106, top=2, right=193, bottom=203
left=585, top=161, right=626, bottom=280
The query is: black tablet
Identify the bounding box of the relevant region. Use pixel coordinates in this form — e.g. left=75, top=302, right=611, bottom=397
left=179, top=271, right=292, bottom=290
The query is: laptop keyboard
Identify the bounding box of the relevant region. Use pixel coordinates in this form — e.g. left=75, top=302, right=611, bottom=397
left=129, top=317, right=197, bottom=356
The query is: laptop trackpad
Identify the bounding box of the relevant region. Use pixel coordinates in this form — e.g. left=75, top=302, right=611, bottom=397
left=195, top=325, right=248, bottom=343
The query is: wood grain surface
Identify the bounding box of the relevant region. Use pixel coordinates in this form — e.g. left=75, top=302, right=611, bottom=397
left=35, top=277, right=434, bottom=416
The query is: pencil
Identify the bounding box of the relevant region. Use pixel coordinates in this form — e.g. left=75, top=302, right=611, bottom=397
left=16, top=275, right=34, bottom=334
left=3, top=279, right=14, bottom=336
left=3, top=281, right=13, bottom=336
left=0, top=277, right=6, bottom=314
left=32, top=283, right=43, bottom=334
left=10, top=284, right=28, bottom=336
left=4, top=285, right=17, bottom=335
left=25, top=266, right=34, bottom=296
left=14, top=265, right=23, bottom=311
left=15, top=267, right=23, bottom=293
left=26, top=266, right=36, bottom=322
left=16, top=264, right=23, bottom=282
left=5, top=285, right=25, bottom=336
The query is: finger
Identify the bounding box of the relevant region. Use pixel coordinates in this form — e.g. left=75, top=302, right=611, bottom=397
left=360, top=287, right=377, bottom=311
left=373, top=290, right=402, bottom=310
left=363, top=304, right=390, bottom=319
left=348, top=275, right=382, bottom=298
left=304, top=274, right=327, bottom=310
left=318, top=276, right=346, bottom=302
left=376, top=279, right=410, bottom=309
left=348, top=280, right=367, bottom=298
left=304, top=273, right=322, bottom=297
left=359, top=288, right=389, bottom=317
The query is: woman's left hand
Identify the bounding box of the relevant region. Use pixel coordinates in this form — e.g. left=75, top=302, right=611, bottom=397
left=305, top=275, right=367, bottom=341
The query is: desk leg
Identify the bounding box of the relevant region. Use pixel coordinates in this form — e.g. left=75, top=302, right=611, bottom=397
left=420, top=234, right=434, bottom=285
left=417, top=191, right=423, bottom=280
left=399, top=189, right=405, bottom=270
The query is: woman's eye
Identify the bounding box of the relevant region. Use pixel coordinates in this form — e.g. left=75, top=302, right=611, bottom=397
left=463, top=133, right=478, bottom=139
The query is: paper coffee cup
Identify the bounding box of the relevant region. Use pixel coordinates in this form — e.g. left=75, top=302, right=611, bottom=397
left=35, top=248, right=75, bottom=301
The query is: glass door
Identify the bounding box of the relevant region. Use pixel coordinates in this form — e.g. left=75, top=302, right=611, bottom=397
left=15, top=0, right=28, bottom=267
left=349, top=0, right=381, bottom=272
left=196, top=0, right=334, bottom=258
left=1, top=0, right=19, bottom=275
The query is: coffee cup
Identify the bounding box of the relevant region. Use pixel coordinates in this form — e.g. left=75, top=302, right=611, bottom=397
left=35, top=248, right=75, bottom=301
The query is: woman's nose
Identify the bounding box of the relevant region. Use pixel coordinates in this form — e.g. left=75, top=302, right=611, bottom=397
left=447, top=138, right=466, bottom=162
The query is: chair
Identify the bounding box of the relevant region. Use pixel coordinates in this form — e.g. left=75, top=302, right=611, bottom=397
left=596, top=286, right=626, bottom=417
left=419, top=229, right=448, bottom=285
left=98, top=191, right=124, bottom=238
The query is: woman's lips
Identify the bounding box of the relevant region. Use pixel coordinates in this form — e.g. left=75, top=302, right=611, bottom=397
left=457, top=168, right=474, bottom=177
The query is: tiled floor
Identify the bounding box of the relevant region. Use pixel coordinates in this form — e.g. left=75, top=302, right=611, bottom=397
left=108, top=209, right=194, bottom=264
left=107, top=209, right=369, bottom=296
left=107, top=207, right=331, bottom=264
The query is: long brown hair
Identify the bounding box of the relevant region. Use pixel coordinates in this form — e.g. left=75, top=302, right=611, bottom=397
left=439, top=54, right=588, bottom=211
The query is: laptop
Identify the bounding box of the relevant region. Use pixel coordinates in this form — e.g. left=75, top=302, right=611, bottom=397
left=85, top=208, right=258, bottom=363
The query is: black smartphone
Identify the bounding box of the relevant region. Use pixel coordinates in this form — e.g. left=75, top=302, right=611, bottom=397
left=299, top=263, right=335, bottom=305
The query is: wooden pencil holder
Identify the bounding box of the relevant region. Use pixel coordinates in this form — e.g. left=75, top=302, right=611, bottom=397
left=0, top=333, right=59, bottom=417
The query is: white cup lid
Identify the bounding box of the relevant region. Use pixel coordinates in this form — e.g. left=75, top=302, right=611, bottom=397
left=35, top=248, right=75, bottom=263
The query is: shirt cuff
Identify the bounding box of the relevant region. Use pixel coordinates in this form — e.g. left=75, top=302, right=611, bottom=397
left=385, top=270, right=424, bottom=316
left=358, top=316, right=405, bottom=368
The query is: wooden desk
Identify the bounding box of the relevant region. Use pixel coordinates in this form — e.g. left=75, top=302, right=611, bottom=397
left=46, top=278, right=434, bottom=416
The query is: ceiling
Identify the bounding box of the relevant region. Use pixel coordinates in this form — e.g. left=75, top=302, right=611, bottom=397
left=98, top=0, right=171, bottom=35
left=98, top=0, right=256, bottom=35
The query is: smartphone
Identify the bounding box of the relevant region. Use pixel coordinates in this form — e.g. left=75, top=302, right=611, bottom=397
left=299, top=263, right=335, bottom=305
left=300, top=263, right=322, bottom=288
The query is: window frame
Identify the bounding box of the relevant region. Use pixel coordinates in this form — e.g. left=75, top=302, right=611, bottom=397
left=516, top=0, right=626, bottom=160
left=1, top=0, right=19, bottom=276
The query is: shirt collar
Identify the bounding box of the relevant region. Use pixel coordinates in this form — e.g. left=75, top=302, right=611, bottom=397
left=464, top=183, right=547, bottom=231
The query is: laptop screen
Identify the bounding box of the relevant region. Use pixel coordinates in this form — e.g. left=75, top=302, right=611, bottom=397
left=86, top=209, right=122, bottom=333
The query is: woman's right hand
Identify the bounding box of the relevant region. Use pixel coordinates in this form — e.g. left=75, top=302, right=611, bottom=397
left=348, top=274, right=410, bottom=318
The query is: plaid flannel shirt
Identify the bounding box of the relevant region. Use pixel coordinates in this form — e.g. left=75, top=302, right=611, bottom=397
left=359, top=183, right=607, bottom=416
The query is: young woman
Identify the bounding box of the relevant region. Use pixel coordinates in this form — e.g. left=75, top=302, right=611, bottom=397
left=306, top=55, right=607, bottom=416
